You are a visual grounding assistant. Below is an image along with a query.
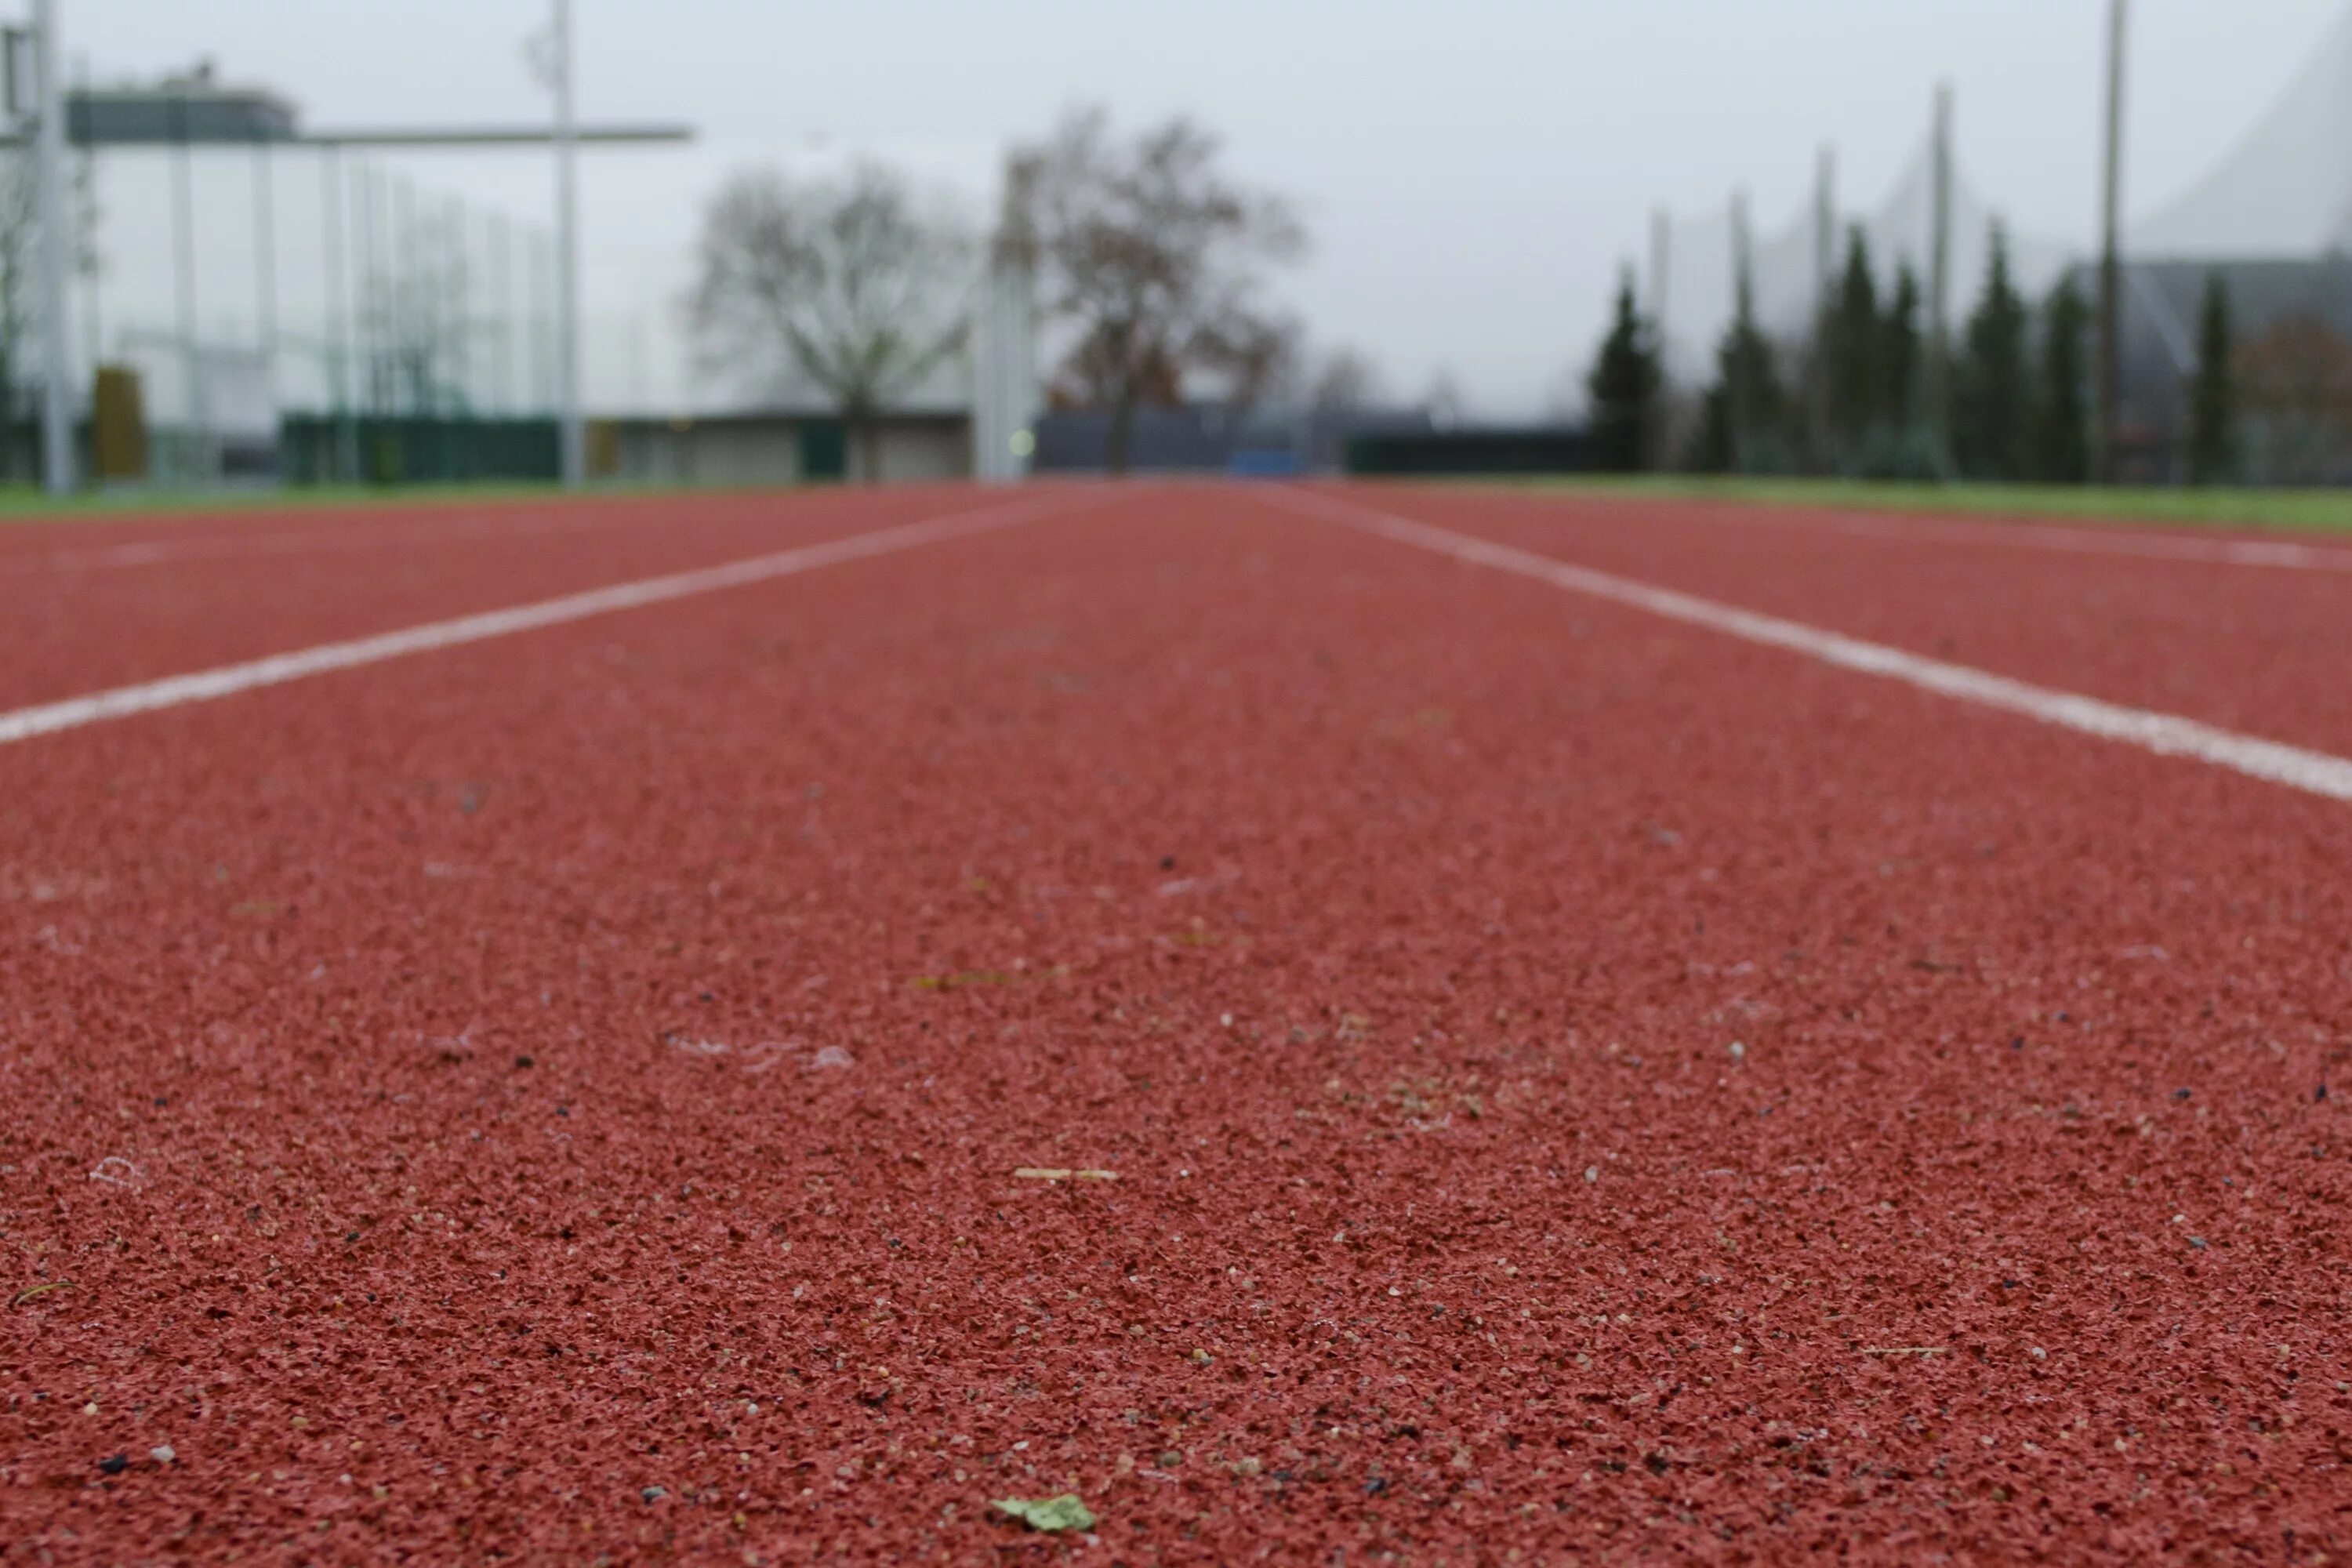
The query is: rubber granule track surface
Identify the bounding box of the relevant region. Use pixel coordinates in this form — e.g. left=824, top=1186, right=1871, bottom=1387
left=3, top=483, right=2348, bottom=1564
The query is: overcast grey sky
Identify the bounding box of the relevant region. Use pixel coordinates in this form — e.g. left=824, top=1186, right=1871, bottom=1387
left=61, top=0, right=2352, bottom=416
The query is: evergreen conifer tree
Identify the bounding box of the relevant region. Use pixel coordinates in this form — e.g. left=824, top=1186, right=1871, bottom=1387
left=1684, top=267, right=1789, bottom=474
left=1719, top=261, right=1788, bottom=472
left=2187, top=272, right=2237, bottom=485
left=1953, top=223, right=2031, bottom=480
left=1882, top=263, right=1922, bottom=434
left=2032, top=277, right=2091, bottom=483
left=1820, top=227, right=1883, bottom=462
left=1687, top=383, right=1733, bottom=474
left=1586, top=270, right=1663, bottom=472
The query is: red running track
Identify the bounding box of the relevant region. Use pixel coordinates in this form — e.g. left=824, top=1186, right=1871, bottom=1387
left=0, top=487, right=990, bottom=710
left=2, top=483, right=2348, bottom=1563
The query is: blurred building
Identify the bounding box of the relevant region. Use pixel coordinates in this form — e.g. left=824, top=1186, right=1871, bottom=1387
left=598, top=410, right=971, bottom=486
left=68, top=74, right=298, bottom=143
left=31, top=64, right=1040, bottom=489
left=38, top=64, right=566, bottom=485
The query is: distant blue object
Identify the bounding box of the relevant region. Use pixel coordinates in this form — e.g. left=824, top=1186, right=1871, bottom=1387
left=1227, top=448, right=1299, bottom=477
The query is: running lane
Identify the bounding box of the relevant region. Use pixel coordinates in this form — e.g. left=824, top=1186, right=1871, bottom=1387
left=1, top=487, right=2346, bottom=1563
left=0, top=486, right=1007, bottom=710
left=1327, top=484, right=2352, bottom=760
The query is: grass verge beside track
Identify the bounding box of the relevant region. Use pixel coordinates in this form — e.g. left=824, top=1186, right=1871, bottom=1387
left=0, top=481, right=643, bottom=527
left=1489, top=474, right=2352, bottom=535
left=14, top=474, right=2352, bottom=538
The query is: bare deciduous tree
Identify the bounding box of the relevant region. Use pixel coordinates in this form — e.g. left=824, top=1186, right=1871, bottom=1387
left=1002, top=107, right=1305, bottom=474
left=361, top=206, right=474, bottom=417
left=1205, top=311, right=1302, bottom=414
left=1308, top=347, right=1385, bottom=412
left=688, top=162, right=971, bottom=481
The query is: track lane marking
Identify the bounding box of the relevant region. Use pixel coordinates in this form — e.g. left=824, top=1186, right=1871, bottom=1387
left=1266, top=487, right=2352, bottom=805
left=0, top=517, right=575, bottom=576
left=0, top=499, right=779, bottom=578
left=1688, top=503, right=2352, bottom=573
left=1472, top=485, right=2352, bottom=574
left=0, top=491, right=1089, bottom=749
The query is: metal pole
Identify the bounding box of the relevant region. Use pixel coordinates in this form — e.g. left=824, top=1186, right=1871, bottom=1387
left=171, top=90, right=205, bottom=481
left=1000, top=260, right=1025, bottom=479
left=553, top=0, right=583, bottom=485
left=322, top=144, right=355, bottom=481
left=627, top=307, right=644, bottom=412
left=535, top=229, right=553, bottom=411
left=972, top=263, right=997, bottom=481
left=252, top=139, right=277, bottom=390
left=1812, top=145, right=1835, bottom=467
left=76, top=146, right=99, bottom=377
left=1928, top=82, right=1952, bottom=459
left=1646, top=206, right=1669, bottom=357
left=396, top=174, right=416, bottom=412
left=354, top=160, right=376, bottom=416
left=1813, top=146, right=1835, bottom=307
left=491, top=210, right=510, bottom=412
left=452, top=194, right=471, bottom=411
left=1646, top=207, right=1671, bottom=470
left=1729, top=188, right=1751, bottom=473
left=1005, top=254, right=1034, bottom=478
left=524, top=228, right=541, bottom=409
left=31, top=0, right=73, bottom=492
left=2096, top=0, right=2127, bottom=484
left=71, top=51, right=98, bottom=390
left=459, top=197, right=477, bottom=412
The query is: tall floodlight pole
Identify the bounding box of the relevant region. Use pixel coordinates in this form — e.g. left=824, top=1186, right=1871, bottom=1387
left=1813, top=147, right=1835, bottom=304
left=1729, top=188, right=1751, bottom=473
left=252, top=140, right=276, bottom=384
left=491, top=212, right=511, bottom=413
left=1646, top=206, right=1669, bottom=352
left=171, top=90, right=203, bottom=475
left=1002, top=252, right=1035, bottom=478
left=1811, top=146, right=1835, bottom=464
left=71, top=50, right=96, bottom=387
left=551, top=0, right=583, bottom=486
left=322, top=146, right=357, bottom=481
left=32, top=0, right=73, bottom=492
left=971, top=263, right=1000, bottom=481
left=354, top=162, right=376, bottom=414
left=1646, top=207, right=1671, bottom=470
left=2096, top=0, right=2127, bottom=485
left=1928, top=82, right=1952, bottom=464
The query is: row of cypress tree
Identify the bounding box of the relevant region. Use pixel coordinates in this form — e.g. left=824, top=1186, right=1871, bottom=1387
left=1585, top=223, right=2239, bottom=484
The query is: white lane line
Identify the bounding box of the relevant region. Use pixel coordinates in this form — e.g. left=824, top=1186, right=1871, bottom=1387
left=1479, top=485, right=2352, bottom=574
left=0, top=492, right=1084, bottom=749
left=1751, top=506, right=2352, bottom=573
left=1265, top=487, right=2352, bottom=806
left=0, top=503, right=669, bottom=577
left=1, top=524, right=517, bottom=575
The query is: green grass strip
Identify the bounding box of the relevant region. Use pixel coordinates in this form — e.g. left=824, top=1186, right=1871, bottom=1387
left=1473, top=475, right=2352, bottom=536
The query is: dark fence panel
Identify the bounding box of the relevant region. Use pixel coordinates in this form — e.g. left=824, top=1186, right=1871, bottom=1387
left=1345, top=426, right=1592, bottom=476
left=279, top=416, right=561, bottom=485
left=797, top=419, right=848, bottom=481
